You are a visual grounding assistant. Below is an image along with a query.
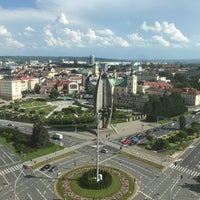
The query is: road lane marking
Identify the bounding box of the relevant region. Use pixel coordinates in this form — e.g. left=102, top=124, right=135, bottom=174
left=27, top=193, right=32, bottom=200
left=169, top=165, right=199, bottom=177
left=139, top=190, right=153, bottom=199
left=36, top=188, right=47, bottom=200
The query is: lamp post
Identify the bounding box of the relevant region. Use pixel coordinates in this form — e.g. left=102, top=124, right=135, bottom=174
left=95, top=112, right=101, bottom=182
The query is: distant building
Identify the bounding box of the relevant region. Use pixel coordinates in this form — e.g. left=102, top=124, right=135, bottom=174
left=89, top=54, right=95, bottom=66
left=113, top=71, right=137, bottom=97
left=0, top=79, right=22, bottom=100
left=181, top=88, right=200, bottom=106
left=137, top=81, right=173, bottom=94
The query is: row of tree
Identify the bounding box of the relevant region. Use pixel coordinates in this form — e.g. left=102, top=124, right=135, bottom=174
left=144, top=93, right=188, bottom=122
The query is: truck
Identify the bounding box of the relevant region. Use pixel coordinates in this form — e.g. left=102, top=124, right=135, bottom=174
left=52, top=133, right=63, bottom=140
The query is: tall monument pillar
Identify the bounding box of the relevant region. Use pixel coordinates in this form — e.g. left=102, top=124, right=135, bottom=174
left=94, top=70, right=112, bottom=128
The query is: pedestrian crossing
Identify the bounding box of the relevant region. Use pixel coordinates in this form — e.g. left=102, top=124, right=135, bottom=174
left=0, top=163, right=23, bottom=176
left=169, top=163, right=200, bottom=177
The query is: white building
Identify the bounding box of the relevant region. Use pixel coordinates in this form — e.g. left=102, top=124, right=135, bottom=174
left=0, top=79, right=22, bottom=100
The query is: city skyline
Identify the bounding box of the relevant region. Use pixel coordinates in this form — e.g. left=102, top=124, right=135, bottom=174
left=0, top=0, right=200, bottom=60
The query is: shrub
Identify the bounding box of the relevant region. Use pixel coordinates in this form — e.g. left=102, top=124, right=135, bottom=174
left=78, top=168, right=112, bottom=190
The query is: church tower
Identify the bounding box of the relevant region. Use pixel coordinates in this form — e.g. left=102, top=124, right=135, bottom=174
left=127, top=69, right=137, bottom=95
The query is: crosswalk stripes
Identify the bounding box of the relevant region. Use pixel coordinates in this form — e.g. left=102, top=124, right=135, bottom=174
left=0, top=163, right=23, bottom=176
left=169, top=163, right=200, bottom=177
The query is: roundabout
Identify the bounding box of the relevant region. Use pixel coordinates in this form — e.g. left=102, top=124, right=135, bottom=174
left=55, top=165, right=136, bottom=200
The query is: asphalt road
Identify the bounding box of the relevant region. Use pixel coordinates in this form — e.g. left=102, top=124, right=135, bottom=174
left=0, top=114, right=200, bottom=200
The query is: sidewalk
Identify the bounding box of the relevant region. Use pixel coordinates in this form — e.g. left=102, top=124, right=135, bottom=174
left=24, top=120, right=168, bottom=169
left=24, top=140, right=94, bottom=167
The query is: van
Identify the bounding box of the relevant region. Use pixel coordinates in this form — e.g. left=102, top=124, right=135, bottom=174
left=52, top=133, right=63, bottom=140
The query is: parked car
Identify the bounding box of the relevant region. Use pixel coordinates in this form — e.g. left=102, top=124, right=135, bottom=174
left=49, top=165, right=58, bottom=172
left=99, top=148, right=108, bottom=154
left=131, top=136, right=139, bottom=143
left=40, top=164, right=51, bottom=171
left=122, top=138, right=131, bottom=145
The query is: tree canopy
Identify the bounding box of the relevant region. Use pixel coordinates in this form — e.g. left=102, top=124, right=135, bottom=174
left=49, top=88, right=59, bottom=99
left=31, top=119, right=49, bottom=148
left=144, top=93, right=188, bottom=122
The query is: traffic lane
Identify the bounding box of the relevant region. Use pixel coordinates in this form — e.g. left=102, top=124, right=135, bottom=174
left=0, top=119, right=33, bottom=134
left=50, top=134, right=85, bottom=148
left=104, top=154, right=159, bottom=180
left=0, top=145, right=21, bottom=165
left=15, top=171, right=57, bottom=200
left=177, top=140, right=200, bottom=171
left=0, top=165, right=27, bottom=200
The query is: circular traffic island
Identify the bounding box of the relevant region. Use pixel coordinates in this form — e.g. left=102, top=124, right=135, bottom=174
left=55, top=165, right=135, bottom=200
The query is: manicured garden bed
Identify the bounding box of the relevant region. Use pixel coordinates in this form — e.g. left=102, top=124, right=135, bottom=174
left=56, top=165, right=135, bottom=200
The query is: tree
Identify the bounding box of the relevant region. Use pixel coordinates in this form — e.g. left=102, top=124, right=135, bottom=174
left=176, top=130, right=188, bottom=143
left=49, top=88, right=59, bottom=99
left=152, top=138, right=169, bottom=151
left=34, top=83, right=40, bottom=94
left=31, top=119, right=49, bottom=148
left=179, top=115, right=186, bottom=130
left=144, top=93, right=187, bottom=122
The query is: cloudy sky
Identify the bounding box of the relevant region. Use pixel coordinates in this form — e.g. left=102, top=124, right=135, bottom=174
left=0, top=0, right=200, bottom=60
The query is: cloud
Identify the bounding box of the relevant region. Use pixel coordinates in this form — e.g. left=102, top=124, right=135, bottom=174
left=152, top=35, right=170, bottom=47
left=0, top=25, right=12, bottom=37
left=0, top=25, right=24, bottom=48
left=141, top=21, right=189, bottom=44
left=86, top=28, right=97, bottom=41
left=55, top=13, right=69, bottom=25
left=96, top=29, right=114, bottom=36
left=162, top=21, right=189, bottom=42
left=44, top=28, right=70, bottom=48
left=127, top=33, right=145, bottom=46
left=86, top=28, right=129, bottom=47
left=24, top=26, right=35, bottom=36
left=5, top=38, right=24, bottom=48
left=115, top=36, right=129, bottom=47
left=141, top=21, right=161, bottom=32
left=63, top=28, right=84, bottom=47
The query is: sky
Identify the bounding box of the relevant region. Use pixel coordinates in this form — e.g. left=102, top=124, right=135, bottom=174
left=0, top=0, right=200, bottom=60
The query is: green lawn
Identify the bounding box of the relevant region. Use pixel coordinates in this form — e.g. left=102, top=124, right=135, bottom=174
left=0, top=135, right=64, bottom=161
left=0, top=99, right=56, bottom=120
left=70, top=172, right=122, bottom=198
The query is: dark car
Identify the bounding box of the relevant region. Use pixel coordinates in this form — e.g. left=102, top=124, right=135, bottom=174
left=99, top=148, right=108, bottom=154
left=49, top=165, right=58, bottom=172
left=40, top=164, right=51, bottom=171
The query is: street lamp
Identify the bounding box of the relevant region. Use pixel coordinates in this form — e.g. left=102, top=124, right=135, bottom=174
left=95, top=112, right=101, bottom=182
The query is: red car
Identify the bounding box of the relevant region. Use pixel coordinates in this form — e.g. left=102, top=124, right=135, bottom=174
left=122, top=138, right=131, bottom=145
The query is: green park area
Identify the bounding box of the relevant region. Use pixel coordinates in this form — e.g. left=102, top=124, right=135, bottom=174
left=0, top=99, right=56, bottom=122
left=138, top=121, right=200, bottom=157
left=56, top=165, right=135, bottom=200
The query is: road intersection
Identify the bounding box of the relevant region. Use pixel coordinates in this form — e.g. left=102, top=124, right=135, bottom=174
left=0, top=118, right=200, bottom=200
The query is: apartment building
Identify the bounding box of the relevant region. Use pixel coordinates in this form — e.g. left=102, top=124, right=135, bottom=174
left=181, top=88, right=200, bottom=106
left=0, top=77, right=39, bottom=100
left=0, top=79, right=22, bottom=100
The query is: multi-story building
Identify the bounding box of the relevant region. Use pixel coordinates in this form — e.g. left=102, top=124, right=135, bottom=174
left=0, top=79, right=22, bottom=100
left=181, top=88, right=200, bottom=106
left=113, top=71, right=137, bottom=97
left=0, top=77, right=39, bottom=100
